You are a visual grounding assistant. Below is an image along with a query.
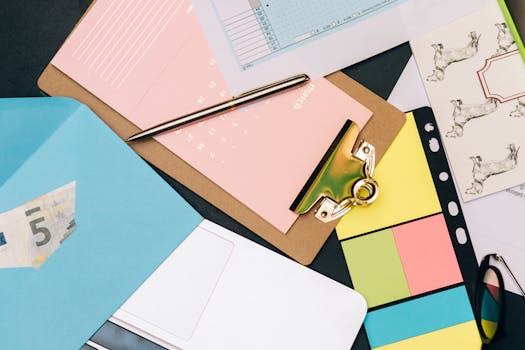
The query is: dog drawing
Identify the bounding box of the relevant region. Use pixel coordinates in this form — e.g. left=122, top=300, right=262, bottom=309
left=466, top=144, right=520, bottom=195
left=510, top=97, right=525, bottom=118
left=446, top=98, right=498, bottom=138
left=495, top=22, right=516, bottom=54
left=427, top=31, right=481, bottom=82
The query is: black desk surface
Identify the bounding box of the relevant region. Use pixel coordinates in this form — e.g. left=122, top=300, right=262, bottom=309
left=2, top=1, right=523, bottom=349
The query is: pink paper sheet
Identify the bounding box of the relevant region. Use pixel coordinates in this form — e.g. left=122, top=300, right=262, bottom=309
left=52, top=0, right=372, bottom=233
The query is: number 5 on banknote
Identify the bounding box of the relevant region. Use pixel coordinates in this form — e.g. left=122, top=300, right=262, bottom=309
left=0, top=182, right=77, bottom=268
left=25, top=207, right=52, bottom=247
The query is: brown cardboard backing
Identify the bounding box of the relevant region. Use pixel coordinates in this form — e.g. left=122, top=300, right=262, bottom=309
left=38, top=59, right=404, bottom=267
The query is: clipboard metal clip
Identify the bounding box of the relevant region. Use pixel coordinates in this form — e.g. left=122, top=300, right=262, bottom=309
left=315, top=141, right=378, bottom=222
left=291, top=121, right=379, bottom=223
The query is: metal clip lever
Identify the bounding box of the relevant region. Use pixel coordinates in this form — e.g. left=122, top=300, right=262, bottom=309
left=290, top=119, right=379, bottom=223
left=315, top=141, right=378, bottom=223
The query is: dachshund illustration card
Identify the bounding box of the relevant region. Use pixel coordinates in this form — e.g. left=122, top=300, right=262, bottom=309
left=411, top=1, right=525, bottom=201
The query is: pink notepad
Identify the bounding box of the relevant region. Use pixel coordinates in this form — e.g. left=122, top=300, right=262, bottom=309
left=52, top=0, right=372, bottom=233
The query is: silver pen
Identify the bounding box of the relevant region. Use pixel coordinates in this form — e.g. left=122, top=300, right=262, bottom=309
left=127, top=73, right=310, bottom=142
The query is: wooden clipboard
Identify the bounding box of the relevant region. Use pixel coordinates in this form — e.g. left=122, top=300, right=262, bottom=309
left=37, top=2, right=405, bottom=264
left=39, top=65, right=404, bottom=265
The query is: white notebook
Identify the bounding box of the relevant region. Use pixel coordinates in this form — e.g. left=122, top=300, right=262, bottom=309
left=111, top=220, right=367, bottom=350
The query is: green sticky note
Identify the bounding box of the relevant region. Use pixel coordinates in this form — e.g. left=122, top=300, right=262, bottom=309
left=342, top=229, right=410, bottom=308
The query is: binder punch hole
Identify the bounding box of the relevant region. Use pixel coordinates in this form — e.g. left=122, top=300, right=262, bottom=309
left=291, top=120, right=379, bottom=223
left=416, top=108, right=472, bottom=250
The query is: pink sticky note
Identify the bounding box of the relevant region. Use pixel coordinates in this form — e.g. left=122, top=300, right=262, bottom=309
left=52, top=0, right=372, bottom=233
left=392, top=214, right=463, bottom=296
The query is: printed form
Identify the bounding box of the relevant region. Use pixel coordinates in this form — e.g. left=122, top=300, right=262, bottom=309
left=209, top=0, right=400, bottom=70
left=195, top=0, right=492, bottom=93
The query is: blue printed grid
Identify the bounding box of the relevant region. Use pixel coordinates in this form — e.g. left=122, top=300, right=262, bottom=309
left=214, top=0, right=402, bottom=69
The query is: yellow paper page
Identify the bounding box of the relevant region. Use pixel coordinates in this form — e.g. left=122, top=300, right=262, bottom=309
left=374, top=320, right=481, bottom=350
left=337, top=113, right=441, bottom=240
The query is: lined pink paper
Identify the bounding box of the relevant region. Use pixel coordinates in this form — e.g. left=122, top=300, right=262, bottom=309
left=52, top=0, right=372, bottom=233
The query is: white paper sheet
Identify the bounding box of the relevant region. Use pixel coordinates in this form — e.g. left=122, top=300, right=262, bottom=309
left=461, top=186, right=525, bottom=296
left=387, top=56, right=430, bottom=112
left=112, top=220, right=367, bottom=349
left=193, top=0, right=491, bottom=94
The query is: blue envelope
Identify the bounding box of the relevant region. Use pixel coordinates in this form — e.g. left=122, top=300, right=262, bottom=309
left=0, top=98, right=203, bottom=349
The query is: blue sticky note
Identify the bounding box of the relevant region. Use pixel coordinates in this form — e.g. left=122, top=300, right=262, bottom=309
left=364, top=286, right=475, bottom=348
left=0, top=98, right=203, bottom=349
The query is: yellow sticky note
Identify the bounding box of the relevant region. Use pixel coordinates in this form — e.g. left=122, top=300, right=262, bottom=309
left=337, top=113, right=441, bottom=240
left=374, top=320, right=481, bottom=350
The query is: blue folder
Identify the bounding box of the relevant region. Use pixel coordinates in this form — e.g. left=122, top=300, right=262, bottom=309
left=0, top=97, right=203, bottom=349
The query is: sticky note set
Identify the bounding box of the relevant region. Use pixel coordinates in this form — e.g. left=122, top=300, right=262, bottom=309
left=338, top=109, right=481, bottom=349
left=342, top=214, right=463, bottom=307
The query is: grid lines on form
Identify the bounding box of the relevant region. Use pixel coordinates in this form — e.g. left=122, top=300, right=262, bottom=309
left=222, top=3, right=279, bottom=67
left=213, top=0, right=401, bottom=69
left=70, top=0, right=186, bottom=89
